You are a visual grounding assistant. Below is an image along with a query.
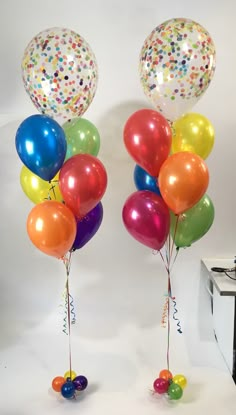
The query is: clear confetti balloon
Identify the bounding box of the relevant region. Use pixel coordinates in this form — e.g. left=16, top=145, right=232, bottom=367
left=139, top=18, right=216, bottom=121
left=22, top=27, right=98, bottom=121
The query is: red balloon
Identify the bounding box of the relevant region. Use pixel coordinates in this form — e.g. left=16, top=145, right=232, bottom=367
left=153, top=377, right=169, bottom=394
left=123, top=109, right=172, bottom=176
left=122, top=190, right=170, bottom=250
left=59, top=154, right=107, bottom=218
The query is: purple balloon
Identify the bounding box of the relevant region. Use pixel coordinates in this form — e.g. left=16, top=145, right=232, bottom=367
left=71, top=202, right=103, bottom=251
left=73, top=375, right=88, bottom=391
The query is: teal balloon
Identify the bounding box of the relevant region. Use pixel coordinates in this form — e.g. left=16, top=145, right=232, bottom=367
left=63, top=117, right=100, bottom=160
left=168, top=382, right=183, bottom=400
left=170, top=194, right=215, bottom=248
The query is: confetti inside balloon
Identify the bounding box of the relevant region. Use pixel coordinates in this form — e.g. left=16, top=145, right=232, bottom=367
left=139, top=18, right=216, bottom=121
left=22, top=27, right=98, bottom=121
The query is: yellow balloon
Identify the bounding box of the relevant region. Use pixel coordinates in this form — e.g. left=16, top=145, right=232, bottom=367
left=172, top=113, right=215, bottom=159
left=20, top=166, right=63, bottom=204
left=172, top=374, right=187, bottom=389
left=64, top=370, right=77, bottom=380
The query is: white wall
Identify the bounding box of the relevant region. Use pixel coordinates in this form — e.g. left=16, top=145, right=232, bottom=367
left=1, top=1, right=236, bottom=414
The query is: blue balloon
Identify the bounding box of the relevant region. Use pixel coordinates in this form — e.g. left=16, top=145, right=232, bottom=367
left=15, top=114, right=67, bottom=181
left=133, top=164, right=161, bottom=195
left=61, top=381, right=75, bottom=399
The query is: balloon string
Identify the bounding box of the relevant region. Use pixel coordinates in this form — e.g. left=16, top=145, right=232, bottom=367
left=167, top=269, right=171, bottom=371
left=63, top=252, right=73, bottom=379
left=169, top=214, right=179, bottom=267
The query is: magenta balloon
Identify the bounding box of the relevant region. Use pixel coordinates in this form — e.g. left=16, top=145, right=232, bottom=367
left=122, top=190, right=170, bottom=250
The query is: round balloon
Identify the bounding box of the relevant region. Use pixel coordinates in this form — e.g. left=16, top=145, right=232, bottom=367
left=71, top=202, right=103, bottom=251
left=20, top=166, right=63, bottom=204
left=139, top=18, right=216, bottom=121
left=133, top=164, right=161, bottom=195
left=122, top=190, right=170, bottom=251
left=124, top=109, right=172, bottom=177
left=59, top=154, right=107, bottom=218
left=172, top=113, right=215, bottom=159
left=27, top=200, right=76, bottom=259
left=159, top=152, right=209, bottom=214
left=22, top=27, right=98, bottom=121
left=170, top=194, right=214, bottom=247
left=15, top=114, right=66, bottom=181
left=62, top=117, right=100, bottom=160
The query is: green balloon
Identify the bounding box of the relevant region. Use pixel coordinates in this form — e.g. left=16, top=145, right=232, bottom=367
left=63, top=117, right=100, bottom=160
left=170, top=194, right=215, bottom=248
left=168, top=382, right=183, bottom=400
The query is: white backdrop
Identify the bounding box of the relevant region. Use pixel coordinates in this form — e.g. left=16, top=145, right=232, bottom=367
left=0, top=1, right=236, bottom=414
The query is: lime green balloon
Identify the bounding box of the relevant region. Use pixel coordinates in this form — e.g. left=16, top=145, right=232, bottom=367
left=168, top=382, right=183, bottom=400
left=63, top=117, right=100, bottom=160
left=170, top=194, right=215, bottom=248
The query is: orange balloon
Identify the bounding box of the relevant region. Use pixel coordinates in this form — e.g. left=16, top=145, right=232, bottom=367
left=52, top=376, right=65, bottom=392
left=159, top=369, right=173, bottom=381
left=27, top=200, right=76, bottom=258
left=159, top=152, right=209, bottom=214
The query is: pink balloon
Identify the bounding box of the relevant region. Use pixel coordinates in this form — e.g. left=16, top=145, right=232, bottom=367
left=122, top=190, right=170, bottom=250
left=59, top=154, right=107, bottom=218
left=123, top=109, right=172, bottom=177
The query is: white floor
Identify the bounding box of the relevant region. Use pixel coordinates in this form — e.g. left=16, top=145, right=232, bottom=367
left=0, top=118, right=236, bottom=414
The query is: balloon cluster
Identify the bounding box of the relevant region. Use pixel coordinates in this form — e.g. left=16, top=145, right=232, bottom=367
left=15, top=27, right=107, bottom=399
left=52, top=370, right=88, bottom=399
left=123, top=17, right=216, bottom=251
left=15, top=27, right=107, bottom=258
left=153, top=369, right=187, bottom=400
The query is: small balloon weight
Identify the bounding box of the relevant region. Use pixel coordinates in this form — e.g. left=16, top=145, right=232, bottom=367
left=22, top=27, right=98, bottom=121
left=59, top=154, right=107, bottom=218
left=133, top=164, right=161, bottom=195
left=159, top=369, right=173, bottom=381
left=168, top=382, right=183, bottom=400
left=153, top=369, right=187, bottom=401
left=73, top=375, right=88, bottom=391
left=15, top=114, right=67, bottom=181
left=159, top=151, right=209, bottom=214
left=52, top=376, right=65, bottom=392
left=172, top=113, right=215, bottom=159
left=61, top=381, right=76, bottom=399
left=63, top=117, right=100, bottom=161
left=123, top=109, right=172, bottom=177
left=153, top=377, right=169, bottom=394
left=20, top=166, right=63, bottom=204
left=122, top=190, right=170, bottom=251
left=172, top=374, right=187, bottom=389
left=52, top=371, right=88, bottom=400
left=170, top=194, right=215, bottom=247
left=27, top=200, right=76, bottom=258
left=139, top=18, right=216, bottom=121
left=71, top=202, right=103, bottom=251
left=64, top=370, right=77, bottom=381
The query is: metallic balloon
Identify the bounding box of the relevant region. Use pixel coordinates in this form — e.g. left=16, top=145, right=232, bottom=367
left=133, top=164, right=160, bottom=195
left=170, top=194, right=214, bottom=247
left=159, top=152, right=209, bottom=214
left=124, top=109, right=172, bottom=177
left=15, top=114, right=66, bottom=181
left=63, top=117, right=100, bottom=161
left=59, top=154, right=107, bottom=218
left=122, top=190, right=170, bottom=251
left=71, top=202, right=103, bottom=251
left=172, top=113, right=215, bottom=159
left=27, top=200, right=76, bottom=259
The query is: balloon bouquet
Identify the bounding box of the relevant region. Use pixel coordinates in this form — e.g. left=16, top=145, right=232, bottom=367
left=15, top=28, right=107, bottom=400
left=123, top=18, right=216, bottom=401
